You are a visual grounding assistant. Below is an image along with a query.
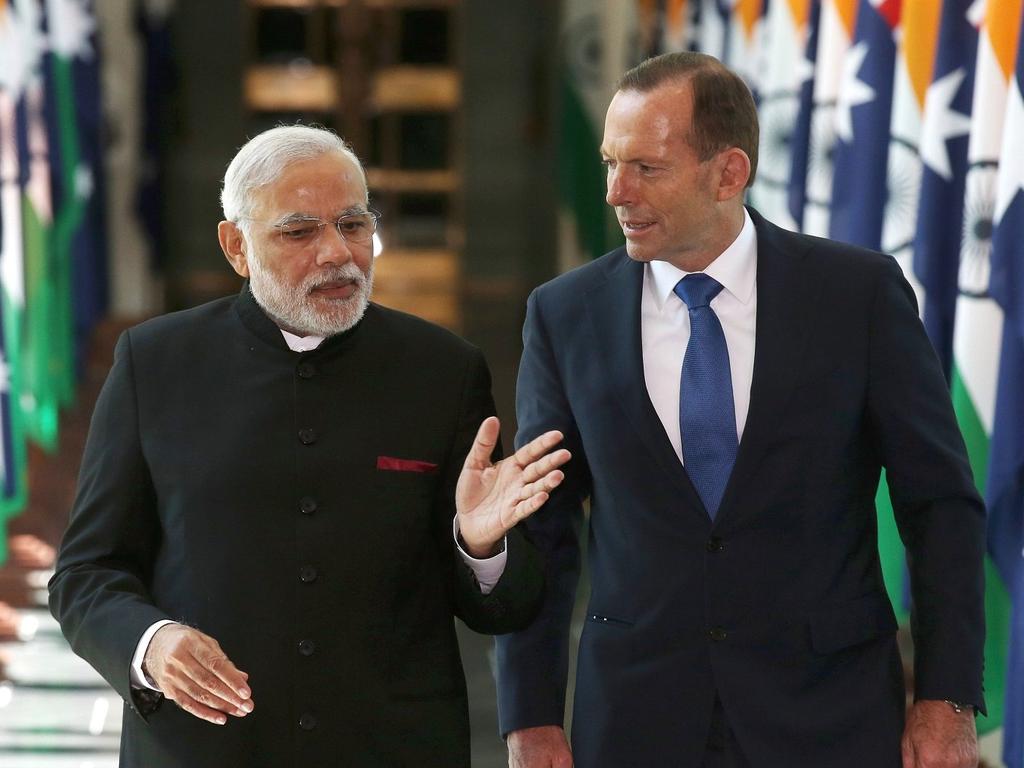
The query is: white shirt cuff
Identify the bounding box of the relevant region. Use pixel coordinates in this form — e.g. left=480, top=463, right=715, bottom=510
left=130, top=619, right=177, bottom=691
left=452, top=516, right=507, bottom=595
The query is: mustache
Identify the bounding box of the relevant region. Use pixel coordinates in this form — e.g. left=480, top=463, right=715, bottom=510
left=302, top=263, right=369, bottom=294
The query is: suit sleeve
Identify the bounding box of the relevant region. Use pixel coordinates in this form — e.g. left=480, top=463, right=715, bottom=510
left=866, top=257, right=986, bottom=712
left=48, top=331, right=170, bottom=715
left=495, top=288, right=592, bottom=735
left=438, top=346, right=545, bottom=635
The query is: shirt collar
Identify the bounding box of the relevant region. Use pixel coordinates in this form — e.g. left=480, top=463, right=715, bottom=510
left=280, top=328, right=325, bottom=352
left=647, top=208, right=757, bottom=311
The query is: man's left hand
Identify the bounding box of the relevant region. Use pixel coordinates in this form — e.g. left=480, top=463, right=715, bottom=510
left=901, top=699, right=978, bottom=768
left=456, top=417, right=570, bottom=558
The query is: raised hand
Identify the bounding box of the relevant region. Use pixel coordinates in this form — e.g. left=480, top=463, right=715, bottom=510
left=456, top=417, right=570, bottom=558
left=143, top=624, right=254, bottom=725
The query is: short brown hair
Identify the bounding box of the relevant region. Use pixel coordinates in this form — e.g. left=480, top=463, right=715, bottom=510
left=617, top=52, right=759, bottom=187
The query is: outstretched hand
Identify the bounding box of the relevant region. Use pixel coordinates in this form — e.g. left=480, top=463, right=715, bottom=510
left=456, top=417, right=570, bottom=558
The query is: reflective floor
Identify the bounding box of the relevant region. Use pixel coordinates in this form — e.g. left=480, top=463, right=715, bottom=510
left=0, top=594, right=121, bottom=768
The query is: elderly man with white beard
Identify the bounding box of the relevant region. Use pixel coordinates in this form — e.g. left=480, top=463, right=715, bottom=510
left=48, top=125, right=568, bottom=768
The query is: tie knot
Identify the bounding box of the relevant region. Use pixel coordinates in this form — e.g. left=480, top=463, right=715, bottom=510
left=673, top=273, right=724, bottom=310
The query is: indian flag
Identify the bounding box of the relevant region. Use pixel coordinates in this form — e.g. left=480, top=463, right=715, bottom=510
left=952, top=0, right=1022, bottom=738
left=749, top=0, right=813, bottom=231
left=726, top=0, right=766, bottom=94
left=881, top=0, right=938, bottom=304
left=557, top=0, right=635, bottom=271
left=802, top=0, right=858, bottom=237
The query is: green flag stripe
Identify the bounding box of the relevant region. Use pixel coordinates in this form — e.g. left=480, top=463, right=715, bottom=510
left=876, top=474, right=908, bottom=621
left=51, top=56, right=80, bottom=410
left=951, top=365, right=1010, bottom=734
left=558, top=80, right=621, bottom=260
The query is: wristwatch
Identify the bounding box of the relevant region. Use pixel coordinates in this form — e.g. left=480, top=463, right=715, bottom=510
left=943, top=700, right=974, bottom=715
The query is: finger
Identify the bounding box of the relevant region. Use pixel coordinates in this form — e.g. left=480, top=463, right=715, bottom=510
left=464, top=416, right=501, bottom=470
left=203, top=649, right=252, bottom=700
left=507, top=492, right=550, bottom=525
left=521, top=449, right=572, bottom=484
left=512, top=430, right=565, bottom=468
left=165, top=663, right=252, bottom=717
left=166, top=686, right=235, bottom=725
left=900, top=734, right=914, bottom=768
left=519, top=470, right=565, bottom=501
left=186, top=650, right=254, bottom=711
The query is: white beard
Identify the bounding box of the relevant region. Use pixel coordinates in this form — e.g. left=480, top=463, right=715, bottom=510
left=247, top=253, right=374, bottom=337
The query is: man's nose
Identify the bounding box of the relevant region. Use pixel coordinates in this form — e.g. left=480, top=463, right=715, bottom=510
left=314, top=224, right=354, bottom=266
left=606, top=167, right=632, bottom=207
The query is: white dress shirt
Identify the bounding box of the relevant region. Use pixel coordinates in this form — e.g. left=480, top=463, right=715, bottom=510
left=641, top=209, right=758, bottom=464
left=130, top=327, right=506, bottom=690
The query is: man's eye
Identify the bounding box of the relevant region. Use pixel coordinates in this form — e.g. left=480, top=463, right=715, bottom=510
left=339, top=219, right=368, bottom=234
left=280, top=225, right=318, bottom=240
left=602, top=159, right=616, bottom=169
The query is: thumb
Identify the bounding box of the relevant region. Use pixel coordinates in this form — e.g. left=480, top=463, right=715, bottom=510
left=464, top=416, right=501, bottom=470
left=900, top=732, right=915, bottom=768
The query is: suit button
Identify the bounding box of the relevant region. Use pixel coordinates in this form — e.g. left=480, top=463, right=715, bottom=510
left=299, top=565, right=318, bottom=583
left=298, top=639, right=316, bottom=656
left=299, top=713, right=317, bottom=731
left=299, top=497, right=317, bottom=515
left=297, top=362, right=316, bottom=379
left=299, top=428, right=317, bottom=445
left=706, top=537, right=724, bottom=553
left=708, top=627, right=728, bottom=642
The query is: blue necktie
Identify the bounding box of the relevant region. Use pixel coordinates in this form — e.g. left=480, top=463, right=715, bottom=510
left=674, top=274, right=737, bottom=519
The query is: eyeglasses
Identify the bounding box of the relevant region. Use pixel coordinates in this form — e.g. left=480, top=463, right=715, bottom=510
left=245, top=211, right=381, bottom=247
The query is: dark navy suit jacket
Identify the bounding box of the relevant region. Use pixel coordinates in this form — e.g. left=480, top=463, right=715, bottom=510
left=496, top=209, right=985, bottom=768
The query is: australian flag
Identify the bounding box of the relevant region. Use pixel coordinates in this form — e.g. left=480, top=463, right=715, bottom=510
left=913, top=0, right=978, bottom=378
left=828, top=0, right=900, bottom=250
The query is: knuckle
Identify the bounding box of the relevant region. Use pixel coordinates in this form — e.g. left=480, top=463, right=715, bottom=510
left=184, top=684, right=204, bottom=703
left=199, top=671, right=219, bottom=690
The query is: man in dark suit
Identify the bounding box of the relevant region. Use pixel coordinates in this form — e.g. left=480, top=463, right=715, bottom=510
left=48, top=125, right=570, bottom=767
left=497, top=52, right=985, bottom=768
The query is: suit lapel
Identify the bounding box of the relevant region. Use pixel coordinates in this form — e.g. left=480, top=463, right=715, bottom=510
left=716, top=210, right=821, bottom=525
left=585, top=250, right=706, bottom=514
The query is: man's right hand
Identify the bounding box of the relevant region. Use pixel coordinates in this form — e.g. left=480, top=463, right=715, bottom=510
left=508, top=725, right=573, bottom=768
left=143, top=624, right=254, bottom=725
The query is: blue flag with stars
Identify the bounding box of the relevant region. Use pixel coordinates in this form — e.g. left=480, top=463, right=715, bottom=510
left=913, top=0, right=978, bottom=378
left=828, top=0, right=899, bottom=250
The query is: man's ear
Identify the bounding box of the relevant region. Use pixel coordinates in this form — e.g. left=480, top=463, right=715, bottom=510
left=714, top=147, right=751, bottom=202
left=218, top=221, right=250, bottom=278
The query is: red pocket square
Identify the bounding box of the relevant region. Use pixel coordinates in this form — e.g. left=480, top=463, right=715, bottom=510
left=377, top=456, right=439, bottom=473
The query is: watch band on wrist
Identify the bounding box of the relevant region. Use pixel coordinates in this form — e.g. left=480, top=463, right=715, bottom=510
left=943, top=699, right=973, bottom=715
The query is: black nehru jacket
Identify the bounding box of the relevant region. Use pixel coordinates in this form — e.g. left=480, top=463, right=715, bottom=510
left=50, top=285, right=544, bottom=767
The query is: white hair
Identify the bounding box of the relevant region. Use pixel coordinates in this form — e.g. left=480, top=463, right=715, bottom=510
left=220, top=125, right=367, bottom=226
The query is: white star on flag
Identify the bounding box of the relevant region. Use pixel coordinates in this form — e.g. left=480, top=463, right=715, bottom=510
left=834, top=41, right=877, bottom=143
left=47, top=0, right=96, bottom=60
left=0, top=0, right=46, bottom=100
left=966, top=0, right=986, bottom=29
left=920, top=68, right=974, bottom=181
